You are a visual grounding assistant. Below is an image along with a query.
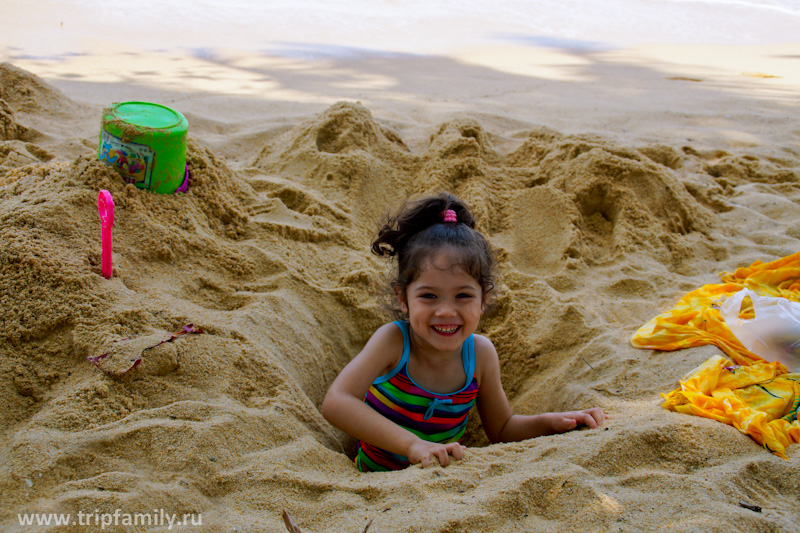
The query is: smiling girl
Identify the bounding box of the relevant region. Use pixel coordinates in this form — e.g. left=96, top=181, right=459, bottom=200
left=322, top=193, right=606, bottom=472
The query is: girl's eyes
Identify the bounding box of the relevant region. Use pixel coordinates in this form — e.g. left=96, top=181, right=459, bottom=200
left=418, top=293, right=475, bottom=299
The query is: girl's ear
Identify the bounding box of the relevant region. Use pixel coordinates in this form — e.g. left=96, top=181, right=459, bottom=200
left=394, top=286, right=408, bottom=314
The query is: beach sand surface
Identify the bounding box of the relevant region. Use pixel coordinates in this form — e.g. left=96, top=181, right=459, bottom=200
left=1, top=30, right=800, bottom=532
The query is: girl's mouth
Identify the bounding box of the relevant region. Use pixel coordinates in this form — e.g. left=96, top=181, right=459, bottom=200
left=431, top=325, right=461, bottom=336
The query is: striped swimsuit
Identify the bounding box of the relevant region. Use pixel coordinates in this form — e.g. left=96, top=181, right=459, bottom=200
left=356, top=321, right=480, bottom=472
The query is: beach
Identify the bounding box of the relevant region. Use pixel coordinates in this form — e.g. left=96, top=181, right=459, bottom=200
left=2, top=1, right=800, bottom=531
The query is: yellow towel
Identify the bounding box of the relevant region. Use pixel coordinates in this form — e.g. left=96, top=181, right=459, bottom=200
left=632, top=252, right=800, bottom=458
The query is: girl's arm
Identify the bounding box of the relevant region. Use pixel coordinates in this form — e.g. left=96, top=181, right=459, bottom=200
left=474, top=335, right=606, bottom=443
left=322, top=323, right=464, bottom=467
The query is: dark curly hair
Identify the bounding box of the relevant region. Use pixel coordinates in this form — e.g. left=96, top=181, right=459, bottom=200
left=372, top=193, right=496, bottom=307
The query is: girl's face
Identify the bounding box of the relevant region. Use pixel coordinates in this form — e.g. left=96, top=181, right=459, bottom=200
left=397, top=249, right=484, bottom=357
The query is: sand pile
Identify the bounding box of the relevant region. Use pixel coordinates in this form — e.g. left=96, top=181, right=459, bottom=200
left=1, top=64, right=800, bottom=531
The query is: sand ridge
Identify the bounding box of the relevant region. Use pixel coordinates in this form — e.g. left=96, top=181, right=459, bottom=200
left=1, top=62, right=800, bottom=531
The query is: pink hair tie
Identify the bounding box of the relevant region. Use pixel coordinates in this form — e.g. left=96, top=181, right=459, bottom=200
left=442, top=209, right=457, bottom=223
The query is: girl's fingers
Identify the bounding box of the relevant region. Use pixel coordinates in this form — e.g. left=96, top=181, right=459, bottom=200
left=564, top=417, right=579, bottom=430
left=579, top=412, right=598, bottom=429
left=573, top=412, right=598, bottom=429
left=416, top=444, right=468, bottom=468
left=437, top=449, right=450, bottom=467
left=571, top=408, right=610, bottom=429
left=586, top=407, right=607, bottom=426
left=451, top=444, right=464, bottom=460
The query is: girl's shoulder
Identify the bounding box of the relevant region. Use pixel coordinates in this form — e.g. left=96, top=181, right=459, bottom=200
left=472, top=334, right=500, bottom=380
left=365, top=322, right=406, bottom=375
left=372, top=321, right=405, bottom=345
left=472, top=333, right=497, bottom=355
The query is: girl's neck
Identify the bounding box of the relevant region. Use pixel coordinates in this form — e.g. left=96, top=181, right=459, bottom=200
left=408, top=329, right=461, bottom=364
left=407, top=331, right=466, bottom=394
left=407, top=352, right=467, bottom=395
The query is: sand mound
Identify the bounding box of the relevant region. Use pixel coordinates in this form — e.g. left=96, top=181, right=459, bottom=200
left=0, top=140, right=53, bottom=175
left=0, top=63, right=92, bottom=162
left=1, top=99, right=36, bottom=142
left=0, top=63, right=80, bottom=117
left=254, top=101, right=415, bottom=241
left=1, top=66, right=799, bottom=531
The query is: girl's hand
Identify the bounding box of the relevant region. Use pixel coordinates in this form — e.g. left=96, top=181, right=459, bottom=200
left=407, top=440, right=466, bottom=468
left=548, top=408, right=607, bottom=433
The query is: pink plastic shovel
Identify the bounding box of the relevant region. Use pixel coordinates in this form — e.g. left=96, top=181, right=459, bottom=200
left=98, top=190, right=115, bottom=279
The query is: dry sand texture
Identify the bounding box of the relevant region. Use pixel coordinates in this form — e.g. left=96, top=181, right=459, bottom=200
left=1, top=39, right=800, bottom=533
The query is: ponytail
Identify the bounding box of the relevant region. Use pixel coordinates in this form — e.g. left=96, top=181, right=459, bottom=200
left=372, top=193, right=476, bottom=258
left=371, top=193, right=495, bottom=298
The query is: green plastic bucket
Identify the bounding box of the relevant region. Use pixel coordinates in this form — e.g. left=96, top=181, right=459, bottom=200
left=98, top=102, right=189, bottom=194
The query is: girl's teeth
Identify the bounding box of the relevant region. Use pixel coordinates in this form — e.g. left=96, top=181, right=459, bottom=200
left=434, top=326, right=459, bottom=333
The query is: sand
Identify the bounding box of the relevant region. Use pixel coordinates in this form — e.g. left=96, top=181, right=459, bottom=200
left=1, top=35, right=800, bottom=532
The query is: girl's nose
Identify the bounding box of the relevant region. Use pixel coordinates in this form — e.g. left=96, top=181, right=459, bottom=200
left=435, top=301, right=456, bottom=317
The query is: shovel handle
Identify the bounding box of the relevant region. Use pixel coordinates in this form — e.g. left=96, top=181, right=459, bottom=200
left=98, top=190, right=115, bottom=279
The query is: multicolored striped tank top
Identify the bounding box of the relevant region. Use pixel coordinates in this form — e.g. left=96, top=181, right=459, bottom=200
left=356, top=321, right=480, bottom=472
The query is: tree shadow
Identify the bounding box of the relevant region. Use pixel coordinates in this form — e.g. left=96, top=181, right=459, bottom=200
left=3, top=40, right=799, bottom=163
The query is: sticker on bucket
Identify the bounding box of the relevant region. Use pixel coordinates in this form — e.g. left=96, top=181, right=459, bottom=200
left=99, top=130, right=156, bottom=189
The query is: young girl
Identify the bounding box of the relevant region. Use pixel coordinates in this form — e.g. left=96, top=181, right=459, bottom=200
left=322, top=193, right=606, bottom=472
